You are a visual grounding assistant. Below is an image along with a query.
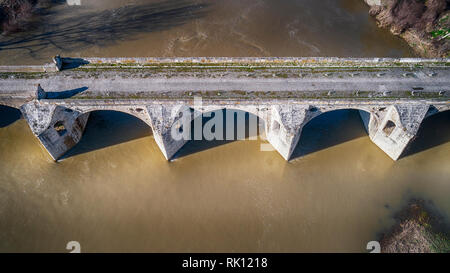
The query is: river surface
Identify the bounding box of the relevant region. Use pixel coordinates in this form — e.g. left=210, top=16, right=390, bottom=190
left=0, top=0, right=415, bottom=64
left=0, top=0, right=449, bottom=253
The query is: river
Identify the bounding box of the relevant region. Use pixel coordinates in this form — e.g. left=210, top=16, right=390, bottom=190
left=0, top=0, right=449, bottom=252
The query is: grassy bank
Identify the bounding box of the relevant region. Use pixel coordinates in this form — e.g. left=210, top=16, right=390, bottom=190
left=379, top=199, right=450, bottom=253
left=367, top=0, right=449, bottom=57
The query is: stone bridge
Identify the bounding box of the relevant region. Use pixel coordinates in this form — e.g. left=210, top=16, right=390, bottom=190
left=0, top=57, right=449, bottom=161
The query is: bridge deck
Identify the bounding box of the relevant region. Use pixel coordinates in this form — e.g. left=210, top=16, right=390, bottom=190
left=1, top=58, right=449, bottom=161
left=0, top=57, right=449, bottom=103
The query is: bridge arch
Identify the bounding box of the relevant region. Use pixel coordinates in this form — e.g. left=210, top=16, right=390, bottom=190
left=60, top=109, right=153, bottom=160
left=173, top=108, right=265, bottom=159
left=423, top=104, right=450, bottom=119
left=195, top=107, right=265, bottom=139
left=192, top=105, right=268, bottom=122
left=306, top=104, right=377, bottom=130
left=402, top=109, right=450, bottom=158
left=290, top=108, right=371, bottom=160
left=77, top=106, right=153, bottom=128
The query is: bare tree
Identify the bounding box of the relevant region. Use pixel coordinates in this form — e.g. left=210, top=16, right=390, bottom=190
left=0, top=0, right=36, bottom=34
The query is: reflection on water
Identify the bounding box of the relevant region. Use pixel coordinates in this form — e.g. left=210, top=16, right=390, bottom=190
left=0, top=108, right=449, bottom=252
left=402, top=111, right=450, bottom=158
left=174, top=109, right=261, bottom=159
left=0, top=106, right=22, bottom=128
left=61, top=111, right=152, bottom=160
left=292, top=110, right=368, bottom=159
left=0, top=0, right=414, bottom=65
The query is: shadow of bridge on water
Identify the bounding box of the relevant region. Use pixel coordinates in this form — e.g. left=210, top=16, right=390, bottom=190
left=0, top=0, right=211, bottom=56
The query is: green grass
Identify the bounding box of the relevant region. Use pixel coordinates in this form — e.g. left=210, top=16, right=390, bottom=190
left=425, top=230, right=450, bottom=253
left=430, top=28, right=449, bottom=40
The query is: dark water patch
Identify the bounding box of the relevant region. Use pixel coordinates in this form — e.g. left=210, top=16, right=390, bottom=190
left=174, top=109, right=261, bottom=159
left=60, top=110, right=152, bottom=159
left=402, top=110, right=450, bottom=158
left=0, top=105, right=22, bottom=128
left=291, top=109, right=368, bottom=160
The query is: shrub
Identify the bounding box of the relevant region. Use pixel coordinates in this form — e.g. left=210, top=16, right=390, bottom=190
left=0, top=0, right=37, bottom=34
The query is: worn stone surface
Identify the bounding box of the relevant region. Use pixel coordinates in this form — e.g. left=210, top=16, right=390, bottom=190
left=367, top=104, right=430, bottom=160
left=12, top=98, right=450, bottom=161
left=1, top=57, right=449, bottom=161
left=266, top=105, right=314, bottom=160
left=1, top=57, right=450, bottom=103
left=146, top=104, right=193, bottom=160
left=20, top=101, right=89, bottom=160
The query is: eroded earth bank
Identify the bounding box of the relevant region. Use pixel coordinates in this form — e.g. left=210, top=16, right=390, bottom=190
left=365, top=0, right=449, bottom=57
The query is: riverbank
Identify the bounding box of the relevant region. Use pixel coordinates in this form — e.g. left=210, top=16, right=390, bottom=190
left=364, top=0, right=449, bottom=57
left=379, top=199, right=450, bottom=253
left=0, top=0, right=46, bottom=34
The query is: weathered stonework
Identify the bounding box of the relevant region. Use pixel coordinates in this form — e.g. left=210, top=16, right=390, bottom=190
left=261, top=102, right=437, bottom=161
left=1, top=57, right=448, bottom=161
left=12, top=99, right=450, bottom=161
left=20, top=101, right=89, bottom=160
left=146, top=104, right=193, bottom=160
left=365, top=104, right=430, bottom=160
left=265, top=105, right=314, bottom=160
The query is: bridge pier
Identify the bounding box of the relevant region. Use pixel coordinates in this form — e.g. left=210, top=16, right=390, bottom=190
left=20, top=101, right=89, bottom=160
left=265, top=105, right=317, bottom=160
left=18, top=100, right=434, bottom=162
left=360, top=104, right=430, bottom=160
left=265, top=103, right=431, bottom=161
left=146, top=104, right=193, bottom=160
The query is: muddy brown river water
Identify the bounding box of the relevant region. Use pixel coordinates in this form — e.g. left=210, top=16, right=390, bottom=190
left=0, top=0, right=415, bottom=64
left=0, top=0, right=449, bottom=252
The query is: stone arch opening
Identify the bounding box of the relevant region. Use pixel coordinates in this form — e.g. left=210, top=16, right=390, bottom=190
left=0, top=105, right=22, bottom=128
left=173, top=108, right=265, bottom=159
left=53, top=121, right=67, bottom=136
left=402, top=109, right=450, bottom=158
left=272, top=120, right=281, bottom=135
left=290, top=108, right=371, bottom=160
left=382, top=120, right=396, bottom=136
left=60, top=110, right=153, bottom=160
